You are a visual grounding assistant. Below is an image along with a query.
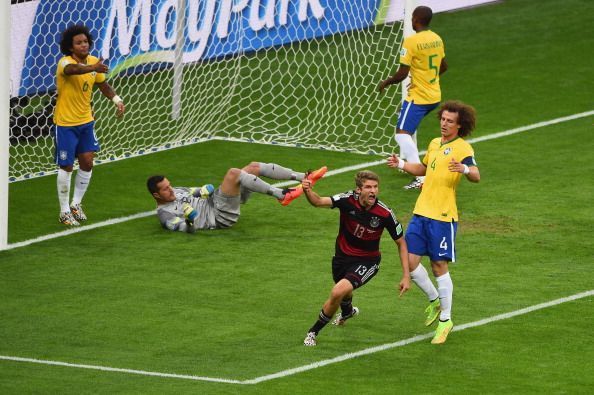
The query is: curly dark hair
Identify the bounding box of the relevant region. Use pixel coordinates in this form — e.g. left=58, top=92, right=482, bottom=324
left=59, top=24, right=93, bottom=55
left=438, top=100, right=477, bottom=137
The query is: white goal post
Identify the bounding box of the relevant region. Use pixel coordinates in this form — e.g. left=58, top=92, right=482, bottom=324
left=1, top=0, right=10, bottom=250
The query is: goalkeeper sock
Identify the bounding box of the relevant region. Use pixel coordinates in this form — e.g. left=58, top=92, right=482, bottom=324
left=239, top=170, right=284, bottom=199
left=239, top=186, right=252, bottom=204
left=436, top=272, right=453, bottom=321
left=71, top=169, right=92, bottom=206
left=258, top=163, right=305, bottom=181
left=57, top=169, right=72, bottom=212
left=411, top=264, right=439, bottom=301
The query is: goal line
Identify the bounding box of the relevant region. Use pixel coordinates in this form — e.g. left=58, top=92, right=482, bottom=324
left=3, top=109, right=593, bottom=252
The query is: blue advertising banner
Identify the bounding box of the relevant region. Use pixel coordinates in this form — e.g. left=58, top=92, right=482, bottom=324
left=19, top=0, right=384, bottom=96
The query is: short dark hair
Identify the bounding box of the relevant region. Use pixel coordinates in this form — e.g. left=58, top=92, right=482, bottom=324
left=59, top=24, right=94, bottom=55
left=438, top=100, right=477, bottom=138
left=413, top=6, right=433, bottom=26
left=147, top=175, right=166, bottom=195
left=355, top=170, right=379, bottom=188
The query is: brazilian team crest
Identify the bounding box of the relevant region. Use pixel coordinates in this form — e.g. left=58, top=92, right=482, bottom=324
left=59, top=150, right=68, bottom=160
left=444, top=148, right=452, bottom=155
left=370, top=216, right=380, bottom=228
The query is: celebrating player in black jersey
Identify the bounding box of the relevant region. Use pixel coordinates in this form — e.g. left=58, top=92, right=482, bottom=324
left=301, top=170, right=410, bottom=346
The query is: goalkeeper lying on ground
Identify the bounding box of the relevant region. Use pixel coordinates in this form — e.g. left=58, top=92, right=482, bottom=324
left=147, top=162, right=327, bottom=232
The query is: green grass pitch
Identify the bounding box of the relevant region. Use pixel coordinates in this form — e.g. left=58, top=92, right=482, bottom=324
left=1, top=0, right=593, bottom=392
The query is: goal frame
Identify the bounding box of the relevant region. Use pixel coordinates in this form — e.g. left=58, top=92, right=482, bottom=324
left=1, top=0, right=10, bottom=250
left=1, top=0, right=419, bottom=250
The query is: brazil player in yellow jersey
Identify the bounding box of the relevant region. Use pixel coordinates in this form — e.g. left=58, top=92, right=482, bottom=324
left=54, top=24, right=126, bottom=226
left=387, top=100, right=480, bottom=344
left=379, top=6, right=447, bottom=190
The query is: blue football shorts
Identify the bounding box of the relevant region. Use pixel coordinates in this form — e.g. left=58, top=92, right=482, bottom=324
left=396, top=100, right=439, bottom=135
left=54, top=121, right=99, bottom=166
left=405, top=214, right=458, bottom=262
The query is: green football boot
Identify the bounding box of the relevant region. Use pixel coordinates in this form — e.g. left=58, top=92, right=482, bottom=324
left=431, top=319, right=454, bottom=344
left=424, top=298, right=441, bottom=326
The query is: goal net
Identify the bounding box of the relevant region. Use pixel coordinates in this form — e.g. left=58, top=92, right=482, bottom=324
left=9, top=0, right=408, bottom=182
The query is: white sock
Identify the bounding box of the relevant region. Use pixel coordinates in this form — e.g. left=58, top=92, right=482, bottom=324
left=258, top=163, right=304, bottom=181
left=436, top=272, right=453, bottom=321
left=71, top=169, right=92, bottom=206
left=394, top=133, right=421, bottom=164
left=239, top=170, right=284, bottom=199
left=57, top=169, right=72, bottom=213
left=410, top=264, right=439, bottom=301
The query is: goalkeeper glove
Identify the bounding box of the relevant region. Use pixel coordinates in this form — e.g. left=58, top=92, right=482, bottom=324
left=199, top=184, right=215, bottom=198
left=182, top=203, right=198, bottom=225
left=191, top=184, right=215, bottom=198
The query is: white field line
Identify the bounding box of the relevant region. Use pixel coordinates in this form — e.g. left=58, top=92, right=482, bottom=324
left=1, top=289, right=592, bottom=384
left=3, top=110, right=593, bottom=252
left=0, top=355, right=242, bottom=384
left=3, top=211, right=156, bottom=251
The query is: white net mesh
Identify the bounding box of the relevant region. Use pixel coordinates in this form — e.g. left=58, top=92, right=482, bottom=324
left=9, top=0, right=405, bottom=182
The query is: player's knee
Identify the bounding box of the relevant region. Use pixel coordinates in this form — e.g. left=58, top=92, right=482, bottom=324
left=226, top=168, right=241, bottom=181
left=77, top=153, right=95, bottom=171
left=241, top=162, right=260, bottom=175
left=431, top=261, right=449, bottom=276
left=330, top=282, right=352, bottom=301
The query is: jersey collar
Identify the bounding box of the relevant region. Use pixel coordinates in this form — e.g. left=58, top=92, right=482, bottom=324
left=440, top=136, right=461, bottom=147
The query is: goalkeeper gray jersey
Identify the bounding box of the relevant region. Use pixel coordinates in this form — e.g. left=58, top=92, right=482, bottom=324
left=157, top=187, right=217, bottom=232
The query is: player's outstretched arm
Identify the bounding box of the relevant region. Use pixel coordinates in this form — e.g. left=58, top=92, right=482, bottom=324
left=302, top=179, right=332, bottom=208
left=387, top=154, right=426, bottom=176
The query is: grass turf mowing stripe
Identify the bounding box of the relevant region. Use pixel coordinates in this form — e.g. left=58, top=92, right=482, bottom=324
left=3, top=109, right=593, bottom=252
left=1, top=289, right=592, bottom=384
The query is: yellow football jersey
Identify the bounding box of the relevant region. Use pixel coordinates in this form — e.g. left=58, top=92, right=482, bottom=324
left=54, top=55, right=106, bottom=126
left=399, top=30, right=445, bottom=105
left=413, top=137, right=476, bottom=222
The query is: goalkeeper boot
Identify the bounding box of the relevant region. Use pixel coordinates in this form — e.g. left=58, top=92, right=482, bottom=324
left=303, top=331, right=317, bottom=346
left=431, top=319, right=453, bottom=344
left=332, top=306, right=359, bottom=326
left=424, top=298, right=441, bottom=326
left=70, top=204, right=87, bottom=222
left=306, top=166, right=328, bottom=187
left=404, top=177, right=424, bottom=190
left=279, top=186, right=303, bottom=206
left=59, top=211, right=80, bottom=226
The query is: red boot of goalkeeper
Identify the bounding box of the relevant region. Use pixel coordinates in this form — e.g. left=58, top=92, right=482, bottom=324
left=278, top=166, right=327, bottom=206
